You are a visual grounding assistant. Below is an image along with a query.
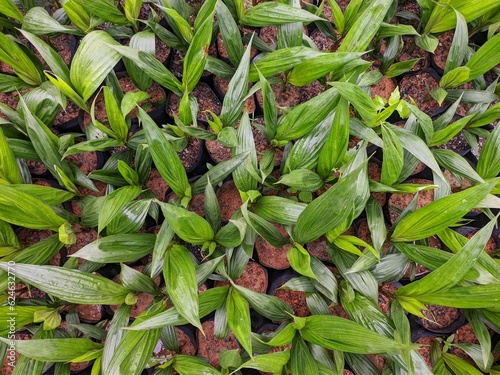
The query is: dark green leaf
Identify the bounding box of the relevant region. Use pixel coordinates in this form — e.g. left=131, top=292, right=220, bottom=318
left=0, top=263, right=129, bottom=305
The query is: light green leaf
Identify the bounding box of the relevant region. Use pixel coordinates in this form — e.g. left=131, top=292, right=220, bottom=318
left=160, top=202, right=214, bottom=244
left=173, top=355, right=221, bottom=375
left=139, top=107, right=190, bottom=199
left=425, top=0, right=500, bottom=33
left=0, top=127, right=22, bottom=184
left=240, top=2, right=323, bottom=26
left=396, top=217, right=497, bottom=297
left=0, top=32, right=42, bottom=86
left=70, top=31, right=122, bottom=101
left=164, top=245, right=202, bottom=331
left=477, top=120, right=500, bottom=179
left=338, top=0, right=393, bottom=53
left=0, top=185, right=66, bottom=231
left=288, top=243, right=316, bottom=279
left=227, top=287, right=252, bottom=357
left=381, top=123, right=404, bottom=186
left=183, top=16, right=213, bottom=92
left=0, top=337, right=102, bottom=362
left=392, top=180, right=497, bottom=242
left=329, top=82, right=377, bottom=127
left=23, top=7, right=83, bottom=36
left=293, top=167, right=359, bottom=244
left=274, top=87, right=340, bottom=143
left=288, top=52, right=364, bottom=87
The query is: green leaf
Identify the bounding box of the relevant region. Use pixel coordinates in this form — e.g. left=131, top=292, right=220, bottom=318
left=70, top=31, right=122, bottom=101
left=425, top=0, right=500, bottom=33
left=234, top=284, right=294, bottom=321
left=300, top=315, right=412, bottom=354
left=217, top=0, right=244, bottom=66
left=429, top=115, right=472, bottom=146
left=74, top=0, right=129, bottom=24
left=317, top=98, right=350, bottom=178
left=288, top=243, right=316, bottom=279
left=0, top=338, right=102, bottom=362
left=293, top=167, right=360, bottom=244
left=477, top=120, right=500, bottom=179
left=157, top=4, right=193, bottom=44
left=62, top=0, right=93, bottom=32
left=411, top=284, right=500, bottom=309
left=101, top=304, right=132, bottom=374
left=0, top=127, right=22, bottom=184
left=70, top=233, right=156, bottom=263
left=391, top=180, right=497, bottom=242
left=274, top=87, right=340, bottom=143
left=248, top=47, right=323, bottom=81
left=22, top=7, right=83, bottom=36
left=112, top=45, right=182, bottom=94
left=233, top=113, right=258, bottom=192
left=0, top=0, right=24, bottom=21
left=277, top=0, right=303, bottom=49
left=107, top=302, right=164, bottom=375
left=241, top=202, right=288, bottom=248
left=466, top=30, right=500, bottom=81
left=139, top=107, right=190, bottom=199
left=310, top=256, right=338, bottom=303
left=258, top=70, right=278, bottom=141
left=279, top=169, right=323, bottom=192
left=384, top=59, right=421, bottom=78
left=160, top=202, right=214, bottom=244
left=381, top=123, right=404, bottom=186
left=173, top=355, right=221, bottom=375
left=396, top=217, right=497, bottom=297
left=291, top=334, right=319, bottom=375
left=126, top=287, right=229, bottom=330
left=329, top=82, right=377, bottom=126
left=183, top=16, right=213, bottom=92
left=0, top=32, right=42, bottom=86
left=227, top=288, right=252, bottom=357
left=204, top=177, right=221, bottom=233
left=235, top=350, right=291, bottom=373
left=442, top=353, right=483, bottom=375
left=124, top=0, right=141, bottom=27
left=388, top=124, right=449, bottom=192
left=338, top=0, right=393, bottom=53
left=440, top=66, right=470, bottom=89
left=444, top=8, right=468, bottom=74
left=0, top=185, right=67, bottom=231
left=254, top=196, right=306, bottom=225
left=103, top=86, right=129, bottom=142
left=285, top=112, right=333, bottom=172
left=415, top=34, right=439, bottom=53
left=20, top=30, right=71, bottom=84
left=240, top=2, right=322, bottom=26
left=45, top=72, right=88, bottom=111
left=288, top=52, right=364, bottom=87
left=220, top=39, right=253, bottom=128
left=164, top=245, right=202, bottom=331
left=191, top=152, right=250, bottom=195
left=0, top=263, right=129, bottom=304
left=98, top=185, right=141, bottom=233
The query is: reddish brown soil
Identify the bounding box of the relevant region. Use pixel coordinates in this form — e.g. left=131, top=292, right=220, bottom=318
left=197, top=320, right=240, bottom=367
left=255, top=224, right=291, bottom=270
left=215, top=261, right=268, bottom=293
